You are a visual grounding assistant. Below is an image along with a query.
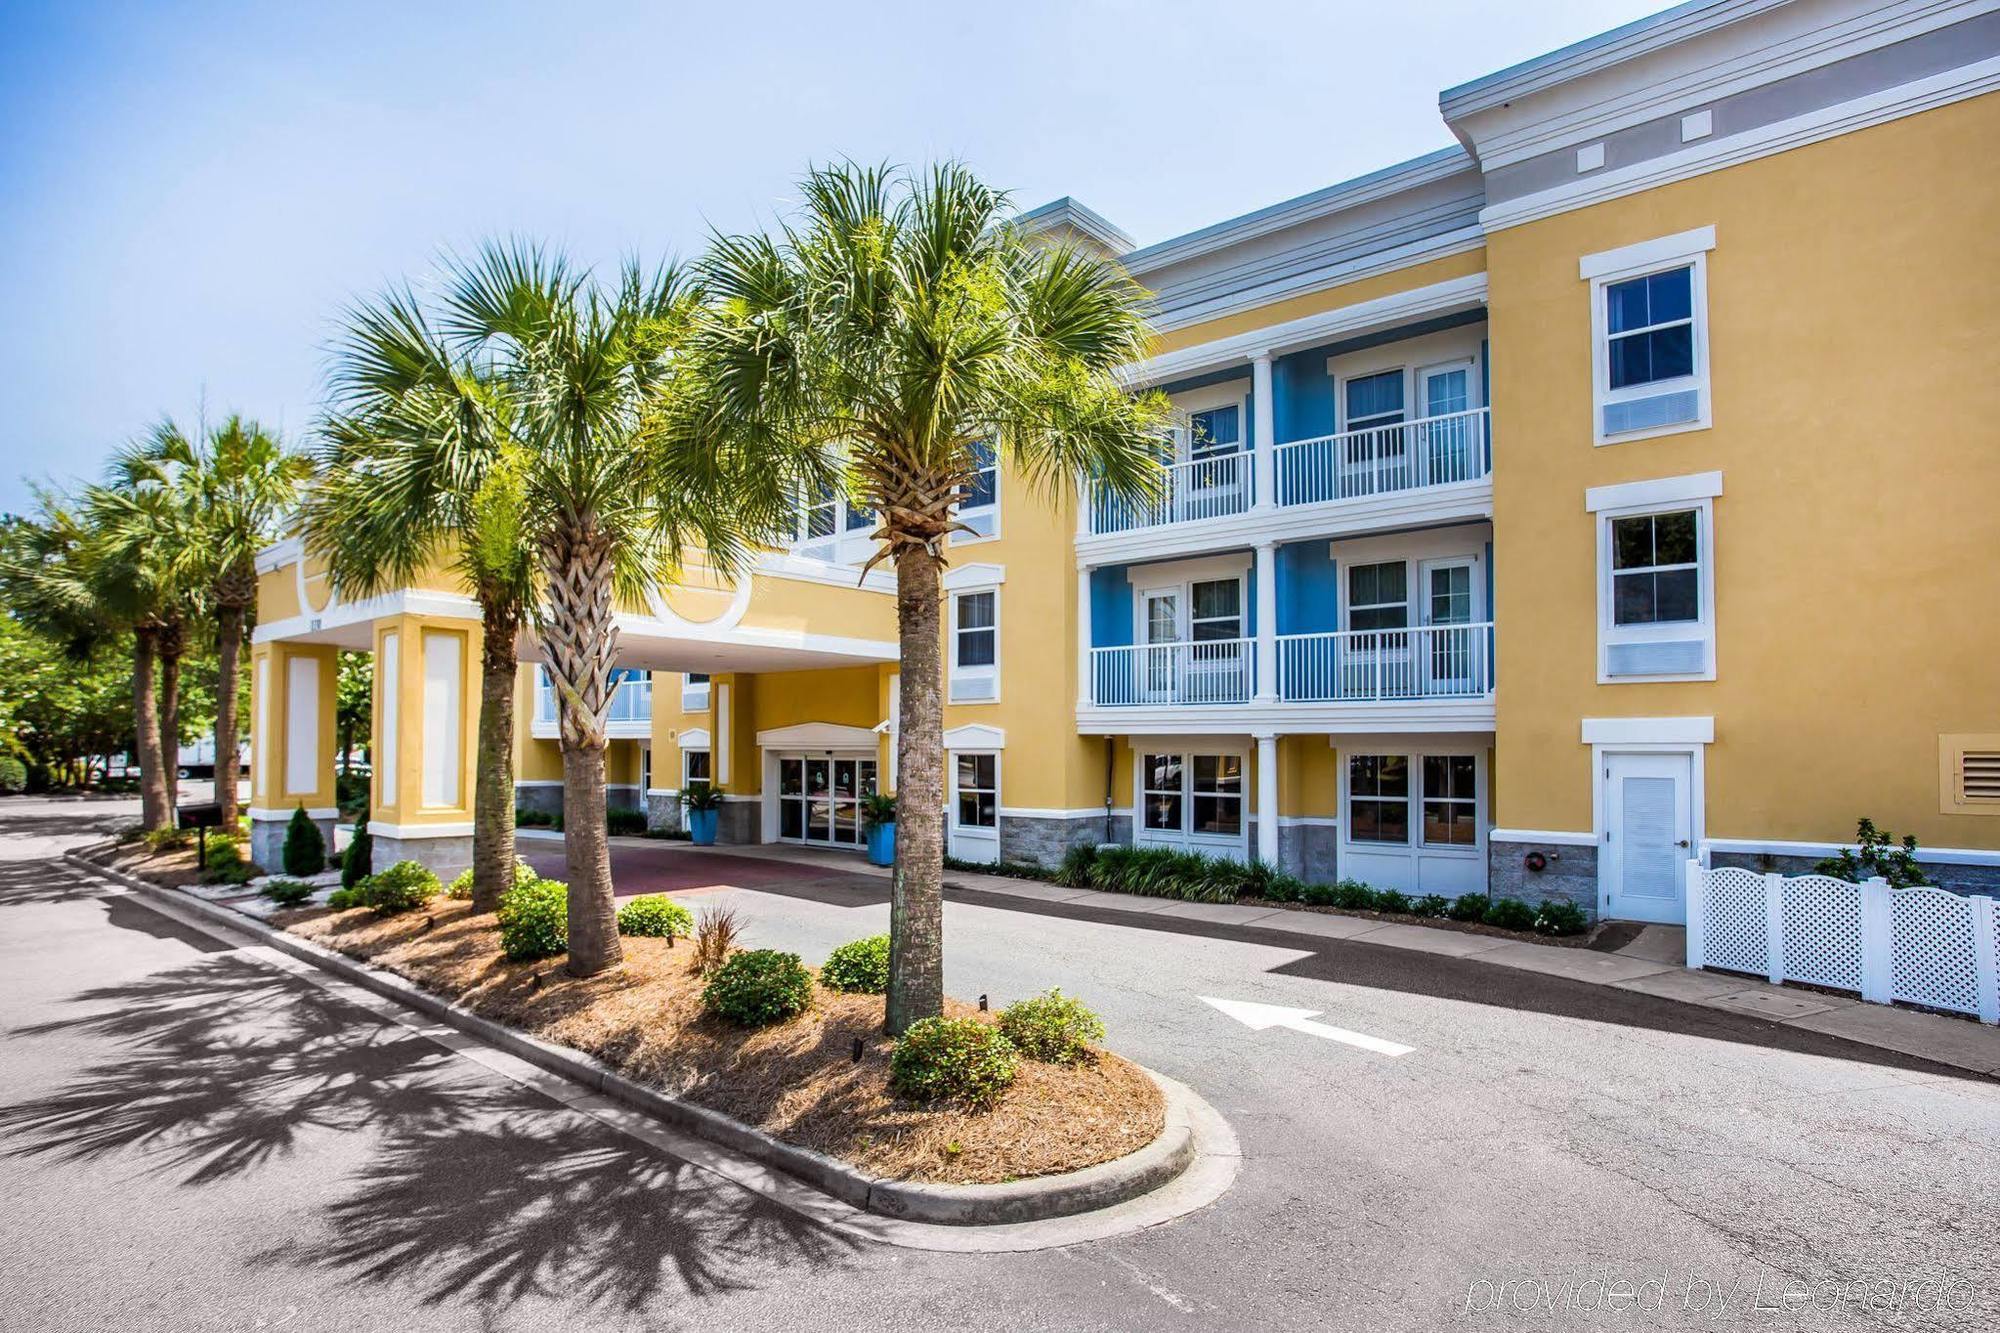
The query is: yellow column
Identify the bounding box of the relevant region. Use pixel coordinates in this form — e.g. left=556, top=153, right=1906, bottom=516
left=247, top=640, right=338, bottom=871
left=368, top=614, right=481, bottom=878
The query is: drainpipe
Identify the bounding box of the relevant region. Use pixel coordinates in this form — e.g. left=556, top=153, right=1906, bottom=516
left=1104, top=738, right=1115, bottom=845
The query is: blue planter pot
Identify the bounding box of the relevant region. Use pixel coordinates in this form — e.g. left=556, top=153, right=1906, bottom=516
left=866, top=821, right=896, bottom=867
left=687, top=808, right=720, bottom=846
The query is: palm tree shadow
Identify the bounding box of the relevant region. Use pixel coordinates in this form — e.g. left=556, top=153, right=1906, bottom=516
left=1, top=949, right=861, bottom=1313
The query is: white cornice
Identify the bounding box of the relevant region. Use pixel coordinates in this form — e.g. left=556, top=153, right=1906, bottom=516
left=1482, top=53, right=2000, bottom=232
left=941, top=561, right=1006, bottom=590
left=1585, top=471, right=1723, bottom=513
left=754, top=722, right=880, bottom=750
left=252, top=588, right=482, bottom=644
left=254, top=536, right=302, bottom=576
left=1122, top=147, right=1475, bottom=276
left=1124, top=271, right=1488, bottom=388
left=1013, top=196, right=1135, bottom=256
left=1149, top=228, right=1487, bottom=335
left=754, top=549, right=897, bottom=593
left=1581, top=716, right=1715, bottom=745
left=942, top=723, right=1006, bottom=751
left=1076, top=699, right=1496, bottom=736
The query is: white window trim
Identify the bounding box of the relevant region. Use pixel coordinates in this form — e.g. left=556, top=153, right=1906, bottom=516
left=1167, top=381, right=1253, bottom=462
left=1131, top=564, right=1251, bottom=644
left=1341, top=558, right=1412, bottom=633
left=1595, top=493, right=1718, bottom=684
left=1338, top=746, right=1486, bottom=860
left=1133, top=749, right=1250, bottom=856
left=954, top=439, right=1002, bottom=547
left=949, top=749, right=1001, bottom=832
left=1584, top=225, right=1715, bottom=446
left=680, top=672, right=711, bottom=714
left=948, top=586, right=1001, bottom=705
left=681, top=747, right=712, bottom=787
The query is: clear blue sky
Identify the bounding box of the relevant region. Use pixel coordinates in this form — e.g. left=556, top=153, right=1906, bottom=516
left=0, top=0, right=1661, bottom=512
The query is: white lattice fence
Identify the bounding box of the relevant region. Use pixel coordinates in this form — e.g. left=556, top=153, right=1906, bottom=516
left=1686, top=862, right=2000, bottom=1024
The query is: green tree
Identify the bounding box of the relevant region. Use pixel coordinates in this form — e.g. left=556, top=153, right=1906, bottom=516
left=336, top=651, right=372, bottom=777
left=312, top=243, right=756, bottom=963
left=125, top=417, right=313, bottom=823
left=307, top=275, right=540, bottom=915
left=680, top=163, right=1166, bottom=1030
left=0, top=612, right=133, bottom=788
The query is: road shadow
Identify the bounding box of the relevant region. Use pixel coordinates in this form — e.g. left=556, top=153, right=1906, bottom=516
left=0, top=944, right=860, bottom=1313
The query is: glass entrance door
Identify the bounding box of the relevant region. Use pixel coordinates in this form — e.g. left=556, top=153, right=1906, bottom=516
left=776, top=754, right=877, bottom=848
left=1420, top=558, right=1477, bottom=694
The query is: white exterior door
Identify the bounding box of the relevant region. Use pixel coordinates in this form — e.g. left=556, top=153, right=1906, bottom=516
left=948, top=752, right=1000, bottom=864
left=1601, top=752, right=1693, bottom=923
left=1139, top=589, right=1183, bottom=702
left=1419, top=558, right=1478, bottom=695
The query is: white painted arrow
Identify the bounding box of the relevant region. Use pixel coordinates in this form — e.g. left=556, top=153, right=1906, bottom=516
left=1200, top=996, right=1414, bottom=1057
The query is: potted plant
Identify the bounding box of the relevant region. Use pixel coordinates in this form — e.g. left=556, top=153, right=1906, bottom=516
left=680, top=781, right=725, bottom=846
left=862, top=792, right=897, bottom=867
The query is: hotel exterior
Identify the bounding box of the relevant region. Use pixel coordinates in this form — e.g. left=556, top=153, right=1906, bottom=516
left=247, top=0, right=2000, bottom=925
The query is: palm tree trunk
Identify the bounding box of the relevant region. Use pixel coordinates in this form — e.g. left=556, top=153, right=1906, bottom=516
left=132, top=628, right=168, bottom=831
left=470, top=602, right=520, bottom=913
left=158, top=627, right=182, bottom=815
left=886, top=542, right=946, bottom=1034
left=545, top=528, right=621, bottom=976
left=214, top=602, right=245, bottom=824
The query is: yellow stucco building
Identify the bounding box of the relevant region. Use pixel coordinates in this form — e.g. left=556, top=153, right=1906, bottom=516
left=250, top=0, right=2000, bottom=923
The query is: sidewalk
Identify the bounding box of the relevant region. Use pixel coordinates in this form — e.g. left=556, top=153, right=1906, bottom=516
left=674, top=838, right=2000, bottom=1081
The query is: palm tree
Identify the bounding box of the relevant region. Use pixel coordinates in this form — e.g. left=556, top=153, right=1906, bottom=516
left=313, top=243, right=761, bottom=969
left=306, top=285, right=537, bottom=914
left=680, top=163, right=1167, bottom=1031
left=127, top=417, right=314, bottom=825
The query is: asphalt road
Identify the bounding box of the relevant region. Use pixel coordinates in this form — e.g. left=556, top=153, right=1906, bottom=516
left=3, top=797, right=1997, bottom=1332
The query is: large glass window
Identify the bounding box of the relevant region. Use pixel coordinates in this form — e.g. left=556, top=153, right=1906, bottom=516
left=1348, top=754, right=1410, bottom=845
left=1422, top=755, right=1477, bottom=847
left=955, top=753, right=997, bottom=829
left=1605, top=267, right=1695, bottom=390
left=1611, top=509, right=1700, bottom=625
left=1347, top=562, right=1409, bottom=632
left=1191, top=755, right=1243, bottom=837
left=1141, top=753, right=1184, bottom=832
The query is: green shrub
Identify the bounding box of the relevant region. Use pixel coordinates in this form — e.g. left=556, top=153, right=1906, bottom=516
left=282, top=805, right=326, bottom=876
left=1814, top=817, right=1930, bottom=889
left=1298, top=880, right=1336, bottom=906
left=496, top=879, right=568, bottom=960
left=861, top=791, right=896, bottom=830
left=341, top=816, right=372, bottom=889
left=1447, top=891, right=1489, bottom=922
left=261, top=878, right=315, bottom=907
left=448, top=857, right=538, bottom=902
left=819, top=934, right=891, bottom=993
left=1412, top=894, right=1451, bottom=919
left=1484, top=896, right=1537, bottom=931
left=702, top=949, right=813, bottom=1026
left=1373, top=889, right=1412, bottom=915
left=1533, top=900, right=1589, bottom=937
left=143, top=826, right=192, bottom=851
left=617, top=894, right=693, bottom=938
left=203, top=833, right=243, bottom=872
left=998, top=988, right=1104, bottom=1064
left=890, top=1017, right=1019, bottom=1107
left=1329, top=879, right=1377, bottom=910
left=1056, top=843, right=1099, bottom=888
left=326, top=887, right=359, bottom=911
left=356, top=859, right=439, bottom=916
left=0, top=754, right=26, bottom=795
left=1084, top=844, right=1242, bottom=903
left=607, top=808, right=648, bottom=836
left=515, top=807, right=556, bottom=828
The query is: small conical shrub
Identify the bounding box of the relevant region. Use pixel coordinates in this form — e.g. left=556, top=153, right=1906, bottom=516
left=341, top=814, right=372, bottom=889
left=282, top=803, right=327, bottom=876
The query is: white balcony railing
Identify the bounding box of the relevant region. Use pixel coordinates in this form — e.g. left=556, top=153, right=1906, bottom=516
left=537, top=673, right=653, bottom=726
left=1087, top=638, right=1256, bottom=707
left=1274, top=407, right=1490, bottom=508
left=1276, top=623, right=1494, bottom=703
left=1087, top=450, right=1253, bottom=535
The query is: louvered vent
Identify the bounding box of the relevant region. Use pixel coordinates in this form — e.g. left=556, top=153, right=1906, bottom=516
left=1962, top=751, right=2000, bottom=802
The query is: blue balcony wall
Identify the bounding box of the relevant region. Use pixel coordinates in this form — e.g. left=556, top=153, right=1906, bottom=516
left=1274, top=349, right=1336, bottom=444
left=1090, top=565, right=1134, bottom=649
left=1275, top=541, right=1339, bottom=636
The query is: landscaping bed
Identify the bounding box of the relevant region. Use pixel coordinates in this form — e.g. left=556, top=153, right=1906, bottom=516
left=277, top=897, right=1164, bottom=1185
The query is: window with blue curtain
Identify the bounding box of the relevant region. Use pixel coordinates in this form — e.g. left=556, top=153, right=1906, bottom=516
left=1189, top=405, right=1240, bottom=458
left=1605, top=267, right=1694, bottom=389
left=964, top=438, right=997, bottom=509
left=1344, top=371, right=1404, bottom=431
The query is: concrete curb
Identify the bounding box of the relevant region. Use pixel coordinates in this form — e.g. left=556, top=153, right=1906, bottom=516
left=65, top=846, right=1223, bottom=1238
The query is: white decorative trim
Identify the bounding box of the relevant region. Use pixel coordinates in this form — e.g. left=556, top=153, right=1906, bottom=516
left=997, top=806, right=1110, bottom=820
left=942, top=724, right=1006, bottom=751
left=1123, top=272, right=1489, bottom=387
left=1578, top=225, right=1717, bottom=280
left=605, top=783, right=640, bottom=791
left=248, top=806, right=338, bottom=821
left=254, top=536, right=302, bottom=576
left=754, top=722, right=881, bottom=750
left=645, top=572, right=753, bottom=633
left=1152, top=232, right=1488, bottom=336
left=1276, top=815, right=1341, bottom=828
left=1586, top=471, right=1724, bottom=513
left=1077, top=698, right=1496, bottom=736
left=367, top=820, right=476, bottom=839
left=253, top=588, right=482, bottom=645
left=644, top=787, right=676, bottom=798
left=513, top=780, right=564, bottom=788
left=1481, top=53, right=2000, bottom=231
left=1581, top=716, right=1715, bottom=745
left=1491, top=827, right=1598, bottom=846
left=1702, top=836, right=2000, bottom=868
left=753, top=550, right=897, bottom=593
left=678, top=728, right=711, bottom=749
left=941, top=561, right=1007, bottom=590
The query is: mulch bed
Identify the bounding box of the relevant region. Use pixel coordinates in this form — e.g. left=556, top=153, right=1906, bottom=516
left=279, top=900, right=1164, bottom=1185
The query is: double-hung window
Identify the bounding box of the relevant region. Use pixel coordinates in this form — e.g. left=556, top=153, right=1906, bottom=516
left=1583, top=226, right=1714, bottom=444
left=955, top=753, right=997, bottom=829
left=1190, top=755, right=1243, bottom=837
left=1589, top=471, right=1721, bottom=681
left=682, top=747, right=712, bottom=787
left=1141, top=752, right=1244, bottom=845
left=1188, top=404, right=1241, bottom=461
left=1422, top=755, right=1477, bottom=847
left=1347, top=755, right=1410, bottom=845
left=949, top=589, right=999, bottom=702
left=1141, top=753, right=1184, bottom=833
left=1346, top=562, right=1409, bottom=632
left=681, top=671, right=710, bottom=713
